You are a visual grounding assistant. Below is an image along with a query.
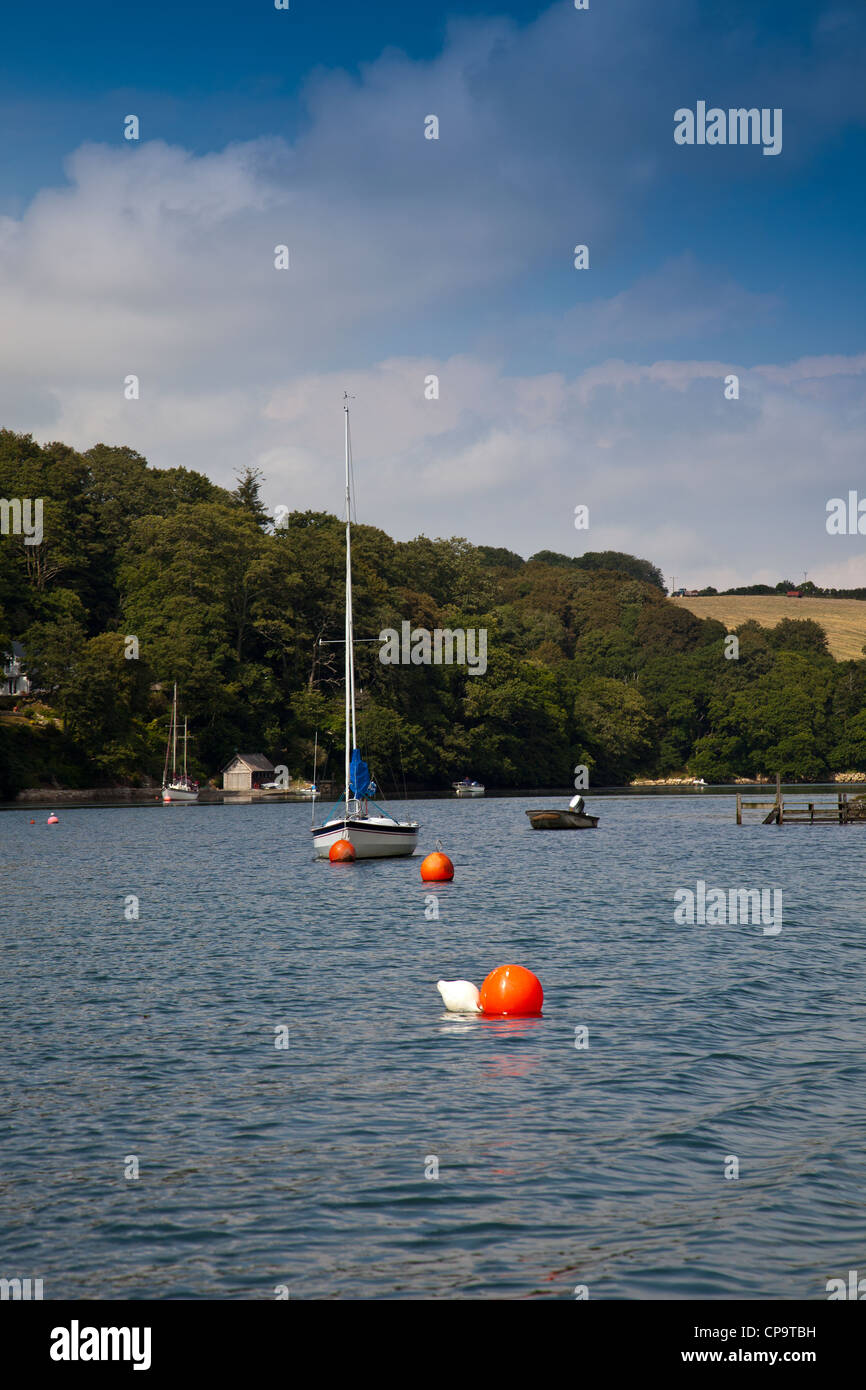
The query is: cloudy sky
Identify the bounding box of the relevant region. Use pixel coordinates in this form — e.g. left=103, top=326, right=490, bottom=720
left=1, top=0, right=864, bottom=588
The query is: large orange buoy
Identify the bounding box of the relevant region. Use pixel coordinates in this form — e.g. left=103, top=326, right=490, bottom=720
left=46, top=814, right=59, bottom=825
left=479, top=964, right=543, bottom=1017
left=329, top=838, right=356, bottom=862
left=420, top=850, right=454, bottom=881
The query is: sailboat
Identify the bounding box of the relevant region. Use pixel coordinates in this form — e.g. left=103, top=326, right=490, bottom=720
left=162, top=684, right=199, bottom=803
left=311, top=399, right=419, bottom=859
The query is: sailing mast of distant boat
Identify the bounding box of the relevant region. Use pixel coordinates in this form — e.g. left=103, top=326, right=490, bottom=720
left=162, top=683, right=199, bottom=803
left=311, top=398, right=419, bottom=858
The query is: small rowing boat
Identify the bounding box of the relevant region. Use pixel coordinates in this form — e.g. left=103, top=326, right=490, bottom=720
left=525, top=795, right=598, bottom=829
left=525, top=809, right=599, bottom=829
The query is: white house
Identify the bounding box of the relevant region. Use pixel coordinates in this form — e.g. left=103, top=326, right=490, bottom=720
left=2, top=643, right=31, bottom=698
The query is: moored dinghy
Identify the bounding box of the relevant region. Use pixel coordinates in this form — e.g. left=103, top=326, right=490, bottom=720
left=525, top=794, right=598, bottom=830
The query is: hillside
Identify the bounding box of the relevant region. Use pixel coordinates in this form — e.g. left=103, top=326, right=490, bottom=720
left=672, top=596, right=866, bottom=662
left=5, top=426, right=866, bottom=794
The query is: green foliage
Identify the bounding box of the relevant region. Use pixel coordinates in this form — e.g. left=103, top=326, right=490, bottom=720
left=574, top=677, right=653, bottom=783
left=3, top=427, right=866, bottom=791
left=529, top=549, right=665, bottom=590
left=767, top=617, right=829, bottom=655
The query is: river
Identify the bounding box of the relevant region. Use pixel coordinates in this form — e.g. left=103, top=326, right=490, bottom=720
left=1, top=792, right=864, bottom=1298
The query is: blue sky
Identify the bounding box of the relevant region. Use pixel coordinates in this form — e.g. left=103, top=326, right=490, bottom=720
left=1, top=0, right=864, bottom=587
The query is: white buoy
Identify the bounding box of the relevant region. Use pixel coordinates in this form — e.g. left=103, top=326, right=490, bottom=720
left=437, top=979, right=481, bottom=1013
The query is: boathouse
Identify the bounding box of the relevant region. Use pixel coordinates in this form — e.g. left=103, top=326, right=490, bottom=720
left=221, top=753, right=275, bottom=792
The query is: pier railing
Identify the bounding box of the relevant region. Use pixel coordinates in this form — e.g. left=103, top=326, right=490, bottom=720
left=736, top=788, right=853, bottom=825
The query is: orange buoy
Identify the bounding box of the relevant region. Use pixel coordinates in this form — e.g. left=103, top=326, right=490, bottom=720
left=420, top=850, right=454, bottom=881
left=479, top=964, right=543, bottom=1017
left=329, top=838, right=356, bottom=862
left=30, top=819, right=36, bottom=825
left=46, top=814, right=59, bottom=825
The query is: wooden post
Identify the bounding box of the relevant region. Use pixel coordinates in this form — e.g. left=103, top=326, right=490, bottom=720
left=776, top=772, right=782, bottom=825
left=736, top=793, right=742, bottom=825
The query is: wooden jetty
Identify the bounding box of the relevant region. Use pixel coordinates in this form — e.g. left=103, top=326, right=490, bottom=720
left=736, top=775, right=859, bottom=825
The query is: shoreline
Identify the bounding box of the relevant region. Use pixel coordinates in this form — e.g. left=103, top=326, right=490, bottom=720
left=630, top=772, right=866, bottom=786
left=7, top=776, right=866, bottom=806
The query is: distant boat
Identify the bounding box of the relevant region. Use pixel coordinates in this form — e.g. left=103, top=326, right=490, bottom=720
left=259, top=780, right=318, bottom=797
left=162, top=685, right=199, bottom=802
left=453, top=778, right=485, bottom=797
left=311, top=399, right=419, bottom=859
left=525, top=794, right=598, bottom=830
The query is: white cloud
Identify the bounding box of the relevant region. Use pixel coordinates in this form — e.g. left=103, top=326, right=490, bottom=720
left=560, top=254, right=780, bottom=352
left=811, top=554, right=866, bottom=590
left=0, top=2, right=864, bottom=592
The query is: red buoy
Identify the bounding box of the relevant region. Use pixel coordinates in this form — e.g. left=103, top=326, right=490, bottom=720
left=479, top=964, right=543, bottom=1017
left=420, top=850, right=454, bottom=881
left=329, top=838, right=356, bottom=862
left=46, top=814, right=59, bottom=825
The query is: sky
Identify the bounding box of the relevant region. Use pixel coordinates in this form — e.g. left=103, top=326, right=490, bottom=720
left=0, top=0, right=864, bottom=589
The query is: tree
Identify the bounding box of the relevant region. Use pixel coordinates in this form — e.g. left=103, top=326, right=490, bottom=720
left=768, top=618, right=829, bottom=656
left=232, top=466, right=271, bottom=530
left=635, top=604, right=706, bottom=655
left=575, top=551, right=666, bottom=591
left=573, top=676, right=653, bottom=784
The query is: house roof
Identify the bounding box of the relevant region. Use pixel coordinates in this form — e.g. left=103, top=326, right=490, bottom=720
left=221, top=753, right=275, bottom=773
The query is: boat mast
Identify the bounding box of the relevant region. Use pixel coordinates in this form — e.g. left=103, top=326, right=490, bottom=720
left=162, top=695, right=171, bottom=787
left=182, top=716, right=188, bottom=779
left=344, top=395, right=358, bottom=804
left=311, top=730, right=318, bottom=826
left=172, top=683, right=178, bottom=781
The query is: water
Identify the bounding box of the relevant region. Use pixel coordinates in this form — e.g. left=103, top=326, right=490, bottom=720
left=1, top=794, right=865, bottom=1299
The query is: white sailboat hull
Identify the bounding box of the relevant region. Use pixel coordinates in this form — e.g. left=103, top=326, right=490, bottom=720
left=312, top=816, right=418, bottom=859
left=162, top=784, right=199, bottom=803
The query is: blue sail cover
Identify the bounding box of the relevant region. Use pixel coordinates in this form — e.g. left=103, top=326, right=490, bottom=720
left=349, top=748, right=372, bottom=798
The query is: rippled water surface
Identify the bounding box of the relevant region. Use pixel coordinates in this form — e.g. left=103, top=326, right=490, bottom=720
left=2, top=793, right=865, bottom=1299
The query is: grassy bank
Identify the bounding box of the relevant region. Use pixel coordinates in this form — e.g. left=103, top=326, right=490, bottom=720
left=672, top=595, right=866, bottom=661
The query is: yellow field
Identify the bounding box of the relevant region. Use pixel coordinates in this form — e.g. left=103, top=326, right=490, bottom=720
left=671, top=596, right=866, bottom=662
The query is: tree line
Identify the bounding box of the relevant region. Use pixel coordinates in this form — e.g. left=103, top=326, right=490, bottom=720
left=2, top=428, right=865, bottom=797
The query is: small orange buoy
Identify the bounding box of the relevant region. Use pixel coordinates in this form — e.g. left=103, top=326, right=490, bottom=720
left=329, top=838, right=356, bottom=862
left=46, top=814, right=59, bottom=825
left=30, top=819, right=36, bottom=825
left=479, top=964, right=543, bottom=1017
left=420, top=851, right=454, bottom=881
